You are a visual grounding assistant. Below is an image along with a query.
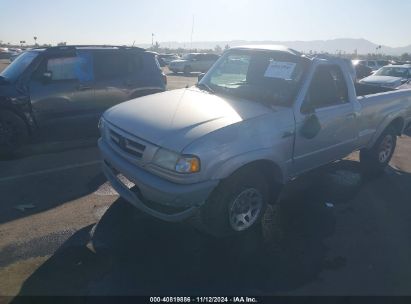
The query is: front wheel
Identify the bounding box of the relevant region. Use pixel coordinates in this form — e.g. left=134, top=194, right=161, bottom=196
left=198, top=169, right=270, bottom=237
left=360, top=126, right=397, bottom=175
left=0, top=110, right=29, bottom=157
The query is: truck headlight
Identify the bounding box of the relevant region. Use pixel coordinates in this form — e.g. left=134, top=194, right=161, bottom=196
left=175, top=156, right=200, bottom=173
left=153, top=148, right=200, bottom=173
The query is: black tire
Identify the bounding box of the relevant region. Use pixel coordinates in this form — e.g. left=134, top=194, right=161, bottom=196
left=360, top=126, right=397, bottom=176
left=198, top=169, right=270, bottom=237
left=183, top=66, right=192, bottom=76
left=0, top=110, right=29, bottom=156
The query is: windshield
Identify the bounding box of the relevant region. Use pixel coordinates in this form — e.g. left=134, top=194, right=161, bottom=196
left=199, top=50, right=309, bottom=106
left=375, top=67, right=410, bottom=78
left=0, top=51, right=39, bottom=82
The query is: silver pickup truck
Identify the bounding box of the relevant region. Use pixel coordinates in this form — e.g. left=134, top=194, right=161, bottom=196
left=98, top=45, right=411, bottom=237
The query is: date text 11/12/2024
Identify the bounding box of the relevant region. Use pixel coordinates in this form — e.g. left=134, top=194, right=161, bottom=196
left=149, top=297, right=259, bottom=303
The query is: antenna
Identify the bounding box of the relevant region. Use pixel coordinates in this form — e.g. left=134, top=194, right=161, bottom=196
left=190, top=15, right=195, bottom=50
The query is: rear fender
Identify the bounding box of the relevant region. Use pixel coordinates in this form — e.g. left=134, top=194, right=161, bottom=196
left=366, top=112, right=405, bottom=149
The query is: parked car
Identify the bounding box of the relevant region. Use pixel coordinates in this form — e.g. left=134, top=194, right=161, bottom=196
left=0, top=48, right=12, bottom=60
left=99, top=45, right=411, bottom=237
left=359, top=65, right=411, bottom=89
left=0, top=45, right=166, bottom=155
left=352, top=60, right=388, bottom=71
left=169, top=53, right=219, bottom=75
left=159, top=54, right=180, bottom=66
left=352, top=61, right=373, bottom=80
left=9, top=50, right=23, bottom=63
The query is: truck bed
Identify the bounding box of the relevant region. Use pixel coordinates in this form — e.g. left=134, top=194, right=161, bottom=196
left=355, top=82, right=395, bottom=97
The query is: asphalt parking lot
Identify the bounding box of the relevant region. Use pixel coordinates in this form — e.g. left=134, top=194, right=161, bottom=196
left=1, top=59, right=411, bottom=298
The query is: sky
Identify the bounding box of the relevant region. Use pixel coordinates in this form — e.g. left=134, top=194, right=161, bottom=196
left=1, top=0, right=411, bottom=47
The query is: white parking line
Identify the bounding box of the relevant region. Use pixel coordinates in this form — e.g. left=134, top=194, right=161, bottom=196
left=0, top=160, right=101, bottom=183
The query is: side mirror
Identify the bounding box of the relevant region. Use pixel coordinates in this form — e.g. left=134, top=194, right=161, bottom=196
left=42, top=71, right=52, bottom=83
left=300, top=113, right=321, bottom=139
left=198, top=73, right=205, bottom=82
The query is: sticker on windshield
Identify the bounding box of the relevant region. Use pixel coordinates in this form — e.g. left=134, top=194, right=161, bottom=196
left=264, top=61, right=296, bottom=79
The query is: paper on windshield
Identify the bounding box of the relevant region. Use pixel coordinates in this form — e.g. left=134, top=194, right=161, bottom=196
left=264, top=61, right=296, bottom=80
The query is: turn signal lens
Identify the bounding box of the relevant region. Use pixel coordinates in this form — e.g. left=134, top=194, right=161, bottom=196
left=175, top=157, right=201, bottom=173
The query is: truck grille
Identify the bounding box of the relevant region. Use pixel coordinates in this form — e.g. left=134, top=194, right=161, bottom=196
left=109, top=130, right=146, bottom=159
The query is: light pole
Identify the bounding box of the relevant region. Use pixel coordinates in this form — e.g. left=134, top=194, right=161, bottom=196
left=190, top=15, right=195, bottom=50
left=34, top=36, right=37, bottom=46
left=152, top=33, right=154, bottom=47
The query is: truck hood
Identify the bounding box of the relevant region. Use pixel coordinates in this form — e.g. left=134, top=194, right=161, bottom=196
left=360, top=75, right=403, bottom=86
left=103, top=88, right=273, bottom=152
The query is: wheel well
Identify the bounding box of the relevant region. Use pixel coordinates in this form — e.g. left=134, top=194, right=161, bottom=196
left=0, top=106, right=32, bottom=135
left=388, top=117, right=405, bottom=135
left=228, top=160, right=284, bottom=204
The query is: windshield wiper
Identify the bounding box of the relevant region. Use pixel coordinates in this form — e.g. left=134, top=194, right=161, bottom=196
left=196, top=83, right=215, bottom=94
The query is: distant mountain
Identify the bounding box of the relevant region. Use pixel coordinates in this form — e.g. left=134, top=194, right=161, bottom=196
left=138, top=38, right=411, bottom=56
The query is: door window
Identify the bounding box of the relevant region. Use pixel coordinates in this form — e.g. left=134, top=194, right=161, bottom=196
left=302, top=65, right=348, bottom=112
left=47, top=57, right=80, bottom=81
left=93, top=52, right=131, bottom=80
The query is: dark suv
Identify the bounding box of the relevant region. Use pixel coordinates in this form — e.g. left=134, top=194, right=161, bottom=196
left=0, top=45, right=166, bottom=155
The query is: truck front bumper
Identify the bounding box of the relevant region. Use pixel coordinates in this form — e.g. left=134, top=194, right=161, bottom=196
left=99, top=139, right=219, bottom=222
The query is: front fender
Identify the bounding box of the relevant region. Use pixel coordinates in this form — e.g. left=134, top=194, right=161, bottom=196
left=210, top=148, right=287, bottom=184
left=0, top=96, right=36, bottom=130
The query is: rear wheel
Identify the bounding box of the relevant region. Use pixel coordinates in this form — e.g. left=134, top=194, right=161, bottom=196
left=360, top=126, right=397, bottom=175
left=198, top=169, right=270, bottom=237
left=0, top=110, right=29, bottom=156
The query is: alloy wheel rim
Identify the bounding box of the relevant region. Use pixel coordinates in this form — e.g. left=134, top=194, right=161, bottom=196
left=229, top=188, right=263, bottom=232
left=378, top=135, right=393, bottom=163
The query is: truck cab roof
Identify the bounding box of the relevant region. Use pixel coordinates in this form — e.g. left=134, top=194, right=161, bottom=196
left=230, top=45, right=304, bottom=57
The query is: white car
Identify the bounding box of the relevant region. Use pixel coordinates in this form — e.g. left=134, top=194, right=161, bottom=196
left=169, top=53, right=219, bottom=75
left=158, top=54, right=180, bottom=65
left=360, top=65, right=411, bottom=89
left=352, top=60, right=390, bottom=71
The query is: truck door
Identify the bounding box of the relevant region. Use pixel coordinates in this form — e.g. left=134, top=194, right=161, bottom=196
left=292, top=64, right=358, bottom=174
left=29, top=50, right=95, bottom=123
